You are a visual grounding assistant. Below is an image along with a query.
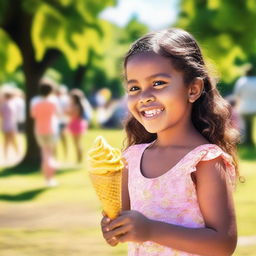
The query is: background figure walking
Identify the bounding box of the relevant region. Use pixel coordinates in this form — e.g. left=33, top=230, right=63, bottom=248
left=234, top=66, right=256, bottom=146
left=0, top=87, right=20, bottom=162
left=55, top=85, right=70, bottom=160
left=67, top=89, right=88, bottom=163
left=30, top=81, right=59, bottom=187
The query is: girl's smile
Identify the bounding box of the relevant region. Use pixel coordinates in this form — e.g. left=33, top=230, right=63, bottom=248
left=126, top=52, right=192, bottom=134
left=140, top=107, right=164, bottom=119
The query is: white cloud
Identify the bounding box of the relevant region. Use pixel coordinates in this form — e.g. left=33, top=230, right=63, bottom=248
left=100, top=0, right=178, bottom=30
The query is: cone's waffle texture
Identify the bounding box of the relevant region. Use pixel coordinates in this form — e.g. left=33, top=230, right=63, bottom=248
left=87, top=136, right=124, bottom=219
left=89, top=171, right=122, bottom=219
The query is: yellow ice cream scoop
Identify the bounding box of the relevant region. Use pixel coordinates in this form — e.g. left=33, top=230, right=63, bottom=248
left=87, top=136, right=124, bottom=219
left=87, top=136, right=124, bottom=174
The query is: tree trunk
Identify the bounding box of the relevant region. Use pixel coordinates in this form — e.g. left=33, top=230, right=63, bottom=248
left=21, top=73, right=41, bottom=168
left=3, top=0, right=60, bottom=170
left=72, top=65, right=87, bottom=89
left=2, top=1, right=39, bottom=169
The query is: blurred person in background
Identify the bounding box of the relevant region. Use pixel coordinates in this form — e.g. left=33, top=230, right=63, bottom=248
left=30, top=81, right=59, bottom=187
left=95, top=88, right=119, bottom=127
left=0, top=86, right=20, bottom=162
left=14, top=87, right=26, bottom=134
left=66, top=89, right=89, bottom=163
left=226, top=94, right=244, bottom=139
left=55, top=85, right=70, bottom=159
left=95, top=88, right=128, bottom=128
left=234, top=66, right=256, bottom=146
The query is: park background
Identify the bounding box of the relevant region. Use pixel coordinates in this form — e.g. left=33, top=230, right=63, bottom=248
left=0, top=0, right=256, bottom=255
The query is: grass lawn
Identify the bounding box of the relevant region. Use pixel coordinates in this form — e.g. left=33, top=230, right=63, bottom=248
left=0, top=128, right=255, bottom=256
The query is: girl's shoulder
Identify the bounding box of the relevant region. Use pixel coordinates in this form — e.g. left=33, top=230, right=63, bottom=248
left=187, top=144, right=236, bottom=188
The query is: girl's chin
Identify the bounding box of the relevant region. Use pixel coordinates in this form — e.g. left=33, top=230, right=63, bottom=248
left=143, top=125, right=161, bottom=134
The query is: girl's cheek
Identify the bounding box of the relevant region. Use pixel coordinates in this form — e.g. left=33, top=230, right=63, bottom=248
left=127, top=97, right=136, bottom=110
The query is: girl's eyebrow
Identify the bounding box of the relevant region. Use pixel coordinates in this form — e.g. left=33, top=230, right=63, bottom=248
left=126, top=79, right=137, bottom=85
left=126, top=73, right=172, bottom=84
left=148, top=73, right=172, bottom=80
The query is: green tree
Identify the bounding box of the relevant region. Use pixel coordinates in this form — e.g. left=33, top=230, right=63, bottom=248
left=0, top=0, right=116, bottom=166
left=176, top=0, right=256, bottom=92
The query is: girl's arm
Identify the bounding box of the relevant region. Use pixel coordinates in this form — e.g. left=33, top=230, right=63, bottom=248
left=121, top=166, right=130, bottom=211
left=103, top=157, right=237, bottom=256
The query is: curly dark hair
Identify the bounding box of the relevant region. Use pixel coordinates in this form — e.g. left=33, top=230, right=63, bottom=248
left=123, top=28, right=240, bottom=175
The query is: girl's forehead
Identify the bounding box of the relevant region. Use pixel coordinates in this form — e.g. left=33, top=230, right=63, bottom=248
left=125, top=52, right=176, bottom=77
left=127, top=52, right=174, bottom=69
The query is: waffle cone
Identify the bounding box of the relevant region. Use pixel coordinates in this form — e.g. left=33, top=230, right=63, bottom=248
left=89, top=170, right=122, bottom=219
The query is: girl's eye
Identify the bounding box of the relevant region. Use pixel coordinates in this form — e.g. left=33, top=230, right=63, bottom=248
left=153, top=81, right=166, bottom=86
left=129, top=86, right=140, bottom=92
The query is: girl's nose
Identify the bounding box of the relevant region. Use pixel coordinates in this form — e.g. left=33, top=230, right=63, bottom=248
left=139, top=92, right=155, bottom=105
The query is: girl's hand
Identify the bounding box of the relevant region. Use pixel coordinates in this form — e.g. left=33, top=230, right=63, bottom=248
left=101, top=213, right=119, bottom=247
left=103, top=210, right=151, bottom=244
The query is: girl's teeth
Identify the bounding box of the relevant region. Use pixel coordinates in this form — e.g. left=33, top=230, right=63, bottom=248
left=144, top=109, right=162, bottom=117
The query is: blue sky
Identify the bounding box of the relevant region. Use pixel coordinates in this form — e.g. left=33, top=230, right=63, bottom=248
left=100, top=0, right=179, bottom=30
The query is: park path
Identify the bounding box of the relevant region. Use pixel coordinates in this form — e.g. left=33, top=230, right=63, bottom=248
left=0, top=202, right=99, bottom=229
left=0, top=202, right=255, bottom=246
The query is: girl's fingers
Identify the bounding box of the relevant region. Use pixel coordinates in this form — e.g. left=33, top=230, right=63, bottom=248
left=106, top=236, right=119, bottom=246
left=118, top=233, right=130, bottom=243
left=106, top=215, right=129, bottom=231
left=104, top=224, right=130, bottom=240
left=101, top=216, right=111, bottom=227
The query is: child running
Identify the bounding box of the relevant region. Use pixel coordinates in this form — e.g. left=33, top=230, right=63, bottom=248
left=101, top=28, right=239, bottom=256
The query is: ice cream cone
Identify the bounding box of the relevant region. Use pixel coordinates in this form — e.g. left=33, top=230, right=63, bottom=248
left=89, top=170, right=122, bottom=219
left=87, top=136, right=124, bottom=219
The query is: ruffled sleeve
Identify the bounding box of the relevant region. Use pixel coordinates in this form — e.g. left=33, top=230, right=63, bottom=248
left=189, top=144, right=237, bottom=190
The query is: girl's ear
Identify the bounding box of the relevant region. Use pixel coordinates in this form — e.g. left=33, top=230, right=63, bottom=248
left=187, top=78, right=204, bottom=103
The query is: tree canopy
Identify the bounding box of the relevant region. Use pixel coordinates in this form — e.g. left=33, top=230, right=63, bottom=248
left=176, top=0, right=256, bottom=91
left=0, top=0, right=116, bottom=82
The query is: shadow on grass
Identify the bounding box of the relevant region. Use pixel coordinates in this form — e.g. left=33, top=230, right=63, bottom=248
left=238, top=145, right=256, bottom=161
left=0, top=188, right=46, bottom=202
left=0, top=161, right=83, bottom=179
left=0, top=162, right=40, bottom=177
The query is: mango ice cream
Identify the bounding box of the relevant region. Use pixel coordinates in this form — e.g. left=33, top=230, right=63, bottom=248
left=87, top=136, right=124, bottom=219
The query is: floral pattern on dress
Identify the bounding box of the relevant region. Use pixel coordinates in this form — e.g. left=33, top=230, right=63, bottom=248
left=123, top=143, right=236, bottom=256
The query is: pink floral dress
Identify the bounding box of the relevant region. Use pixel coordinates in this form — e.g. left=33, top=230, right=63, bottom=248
left=123, top=143, right=236, bottom=256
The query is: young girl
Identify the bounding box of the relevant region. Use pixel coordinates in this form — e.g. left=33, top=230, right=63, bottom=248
left=67, top=89, right=88, bottom=163
left=101, top=28, right=239, bottom=256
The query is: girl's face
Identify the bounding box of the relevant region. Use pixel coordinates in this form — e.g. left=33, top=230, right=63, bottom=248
left=125, top=52, right=191, bottom=134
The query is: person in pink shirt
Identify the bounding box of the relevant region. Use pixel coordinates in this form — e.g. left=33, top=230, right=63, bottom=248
left=101, top=28, right=239, bottom=256
left=66, top=89, right=88, bottom=163
left=31, top=82, right=59, bottom=187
